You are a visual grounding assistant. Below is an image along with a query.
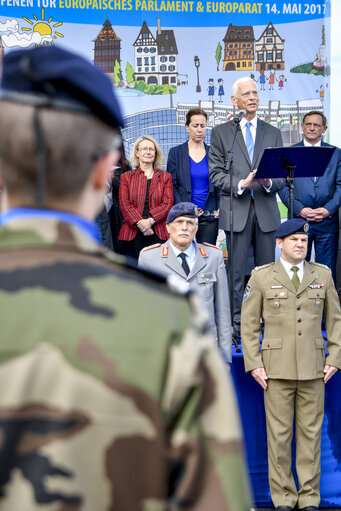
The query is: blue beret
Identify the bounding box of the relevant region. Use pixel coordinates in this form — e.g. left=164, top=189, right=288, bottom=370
left=166, top=202, right=198, bottom=224
left=276, top=219, right=309, bottom=238
left=0, top=46, right=123, bottom=128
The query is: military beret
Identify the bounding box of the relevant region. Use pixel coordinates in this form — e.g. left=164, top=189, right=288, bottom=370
left=0, top=46, right=123, bottom=128
left=275, top=218, right=309, bottom=238
left=166, top=202, right=198, bottom=224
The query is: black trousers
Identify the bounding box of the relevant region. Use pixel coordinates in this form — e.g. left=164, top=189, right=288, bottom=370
left=196, top=218, right=219, bottom=245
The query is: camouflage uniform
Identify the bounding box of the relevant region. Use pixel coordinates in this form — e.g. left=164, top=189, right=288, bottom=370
left=0, top=216, right=252, bottom=511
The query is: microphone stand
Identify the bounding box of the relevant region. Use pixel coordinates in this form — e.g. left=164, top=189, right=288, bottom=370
left=225, top=118, right=242, bottom=353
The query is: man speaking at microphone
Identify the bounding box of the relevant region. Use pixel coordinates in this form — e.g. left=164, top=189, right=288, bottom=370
left=209, top=76, right=284, bottom=341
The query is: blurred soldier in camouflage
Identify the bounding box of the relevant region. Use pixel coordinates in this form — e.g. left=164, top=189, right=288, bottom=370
left=0, top=46, right=251, bottom=510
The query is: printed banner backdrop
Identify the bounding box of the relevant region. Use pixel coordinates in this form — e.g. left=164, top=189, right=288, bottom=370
left=0, top=0, right=331, bottom=161
left=1, top=2, right=339, bottom=507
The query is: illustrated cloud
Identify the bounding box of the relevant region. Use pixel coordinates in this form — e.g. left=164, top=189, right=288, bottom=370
left=0, top=19, right=18, bottom=32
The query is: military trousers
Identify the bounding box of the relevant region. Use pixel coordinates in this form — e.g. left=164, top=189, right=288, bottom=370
left=264, top=378, right=324, bottom=509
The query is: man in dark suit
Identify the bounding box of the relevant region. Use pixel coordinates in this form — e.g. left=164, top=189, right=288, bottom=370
left=279, top=111, right=341, bottom=284
left=209, top=76, right=284, bottom=339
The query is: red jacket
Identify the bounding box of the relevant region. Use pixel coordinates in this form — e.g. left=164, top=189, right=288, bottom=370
left=118, top=167, right=173, bottom=241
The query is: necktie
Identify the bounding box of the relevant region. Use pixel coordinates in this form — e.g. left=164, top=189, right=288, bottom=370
left=179, top=252, right=190, bottom=276
left=245, top=121, right=254, bottom=163
left=291, top=266, right=300, bottom=291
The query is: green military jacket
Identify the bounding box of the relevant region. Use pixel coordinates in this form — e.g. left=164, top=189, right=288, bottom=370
left=241, top=259, right=341, bottom=379
left=0, top=216, right=251, bottom=511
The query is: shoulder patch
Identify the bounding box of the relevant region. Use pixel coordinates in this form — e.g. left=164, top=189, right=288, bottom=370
left=202, top=242, right=222, bottom=251
left=141, top=243, right=161, bottom=253
left=254, top=263, right=273, bottom=271
left=243, top=284, right=251, bottom=301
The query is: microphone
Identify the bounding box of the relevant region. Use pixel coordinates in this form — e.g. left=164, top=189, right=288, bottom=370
left=233, top=109, right=246, bottom=124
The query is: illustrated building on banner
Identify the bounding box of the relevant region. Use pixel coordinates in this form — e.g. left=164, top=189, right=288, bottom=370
left=223, top=24, right=255, bottom=71
left=93, top=18, right=121, bottom=76
left=255, top=22, right=285, bottom=71
left=133, top=18, right=178, bottom=85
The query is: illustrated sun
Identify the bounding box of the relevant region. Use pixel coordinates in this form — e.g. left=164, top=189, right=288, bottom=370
left=22, top=8, right=64, bottom=44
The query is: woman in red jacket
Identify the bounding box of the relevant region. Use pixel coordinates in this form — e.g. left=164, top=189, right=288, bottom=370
left=119, top=135, right=173, bottom=259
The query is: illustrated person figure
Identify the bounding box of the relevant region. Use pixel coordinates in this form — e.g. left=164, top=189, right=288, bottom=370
left=208, top=78, right=215, bottom=100
left=0, top=46, right=252, bottom=510
left=209, top=76, right=284, bottom=340
left=138, top=202, right=232, bottom=365
left=279, top=111, right=341, bottom=284
left=257, top=69, right=266, bottom=91
left=241, top=218, right=341, bottom=511
left=167, top=108, right=219, bottom=245
left=218, top=78, right=225, bottom=103
left=278, top=74, right=286, bottom=90
left=268, top=68, right=275, bottom=90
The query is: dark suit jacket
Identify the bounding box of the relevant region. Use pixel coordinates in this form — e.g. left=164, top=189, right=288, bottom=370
left=208, top=118, right=284, bottom=232
left=118, top=167, right=173, bottom=241
left=278, top=141, right=341, bottom=232
left=167, top=142, right=219, bottom=215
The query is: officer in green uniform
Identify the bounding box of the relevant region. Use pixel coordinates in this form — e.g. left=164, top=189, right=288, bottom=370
left=241, top=218, right=341, bottom=511
left=0, top=46, right=251, bottom=510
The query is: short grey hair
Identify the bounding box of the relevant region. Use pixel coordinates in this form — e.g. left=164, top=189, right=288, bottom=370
left=130, top=135, right=164, bottom=169
left=231, top=76, right=257, bottom=97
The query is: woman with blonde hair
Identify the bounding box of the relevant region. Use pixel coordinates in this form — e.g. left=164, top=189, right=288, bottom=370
left=119, top=135, right=173, bottom=258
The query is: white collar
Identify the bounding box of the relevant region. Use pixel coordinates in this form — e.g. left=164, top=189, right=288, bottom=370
left=280, top=257, right=305, bottom=275
left=240, top=116, right=258, bottom=130
left=303, top=139, right=322, bottom=147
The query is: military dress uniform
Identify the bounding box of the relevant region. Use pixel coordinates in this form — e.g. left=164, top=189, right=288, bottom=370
left=0, top=214, right=251, bottom=511
left=138, top=239, right=232, bottom=363
left=241, top=258, right=341, bottom=509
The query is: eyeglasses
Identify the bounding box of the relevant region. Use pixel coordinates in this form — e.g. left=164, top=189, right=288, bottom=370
left=202, top=210, right=218, bottom=217
left=91, top=133, right=122, bottom=161
left=138, top=146, right=156, bottom=153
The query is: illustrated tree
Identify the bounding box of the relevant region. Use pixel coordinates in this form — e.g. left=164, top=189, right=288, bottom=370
left=215, top=42, right=222, bottom=71
left=114, top=60, right=123, bottom=83
left=125, top=62, right=134, bottom=83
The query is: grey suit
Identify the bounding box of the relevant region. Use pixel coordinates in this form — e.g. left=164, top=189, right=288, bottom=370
left=208, top=117, right=284, bottom=335
left=138, top=240, right=232, bottom=363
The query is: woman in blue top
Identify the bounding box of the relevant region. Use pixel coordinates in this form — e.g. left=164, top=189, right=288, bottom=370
left=167, top=108, right=220, bottom=244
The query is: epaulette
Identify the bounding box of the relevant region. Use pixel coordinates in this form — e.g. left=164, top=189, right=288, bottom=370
left=254, top=263, right=273, bottom=271
left=198, top=246, right=208, bottom=257
left=202, top=242, right=222, bottom=251
left=141, top=243, right=161, bottom=253
left=311, top=262, right=329, bottom=270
